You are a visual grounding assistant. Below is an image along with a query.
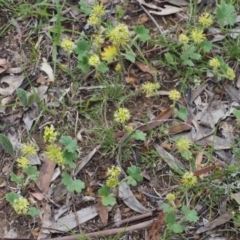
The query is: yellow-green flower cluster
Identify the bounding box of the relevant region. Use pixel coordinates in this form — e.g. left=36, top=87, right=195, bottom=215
left=179, top=34, right=189, bottom=44
left=106, top=166, right=121, bottom=188
left=209, top=57, right=220, bottom=68
left=166, top=193, right=175, bottom=202
left=182, top=172, right=197, bottom=187
left=16, top=157, right=29, bottom=169
left=88, top=54, right=100, bottom=67
left=114, top=107, right=131, bottom=124
left=190, top=29, right=206, bottom=44
left=20, top=142, right=38, bottom=157
left=45, top=144, right=65, bottom=166
left=142, top=82, right=160, bottom=95
left=108, top=24, right=130, bottom=47
left=12, top=197, right=30, bottom=215
left=101, top=45, right=117, bottom=62
left=176, top=137, right=191, bottom=152
left=88, top=2, right=105, bottom=26
left=169, top=89, right=181, bottom=101
left=60, top=39, right=75, bottom=53
left=198, top=12, right=213, bottom=28
left=115, top=63, right=121, bottom=72
left=226, top=67, right=235, bottom=80
left=43, top=126, right=59, bottom=143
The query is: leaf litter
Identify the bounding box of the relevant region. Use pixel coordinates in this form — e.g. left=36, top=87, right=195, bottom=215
left=0, top=0, right=240, bottom=239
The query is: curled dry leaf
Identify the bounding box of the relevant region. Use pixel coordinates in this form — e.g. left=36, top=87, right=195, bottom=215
left=0, top=59, right=11, bottom=74
left=40, top=59, right=54, bottom=82
left=135, top=61, right=156, bottom=75
left=0, top=75, right=24, bottom=96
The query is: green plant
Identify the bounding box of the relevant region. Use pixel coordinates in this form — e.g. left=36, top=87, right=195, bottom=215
left=6, top=192, right=39, bottom=217
left=163, top=200, right=199, bottom=234
left=98, top=165, right=143, bottom=206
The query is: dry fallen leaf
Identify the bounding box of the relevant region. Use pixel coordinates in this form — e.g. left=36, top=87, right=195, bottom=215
left=97, top=199, right=109, bottom=226
left=0, top=59, right=11, bottom=73
left=138, top=14, right=149, bottom=24
left=0, top=75, right=24, bottom=96
left=125, top=76, right=137, bottom=85
left=135, top=61, right=156, bottom=75
left=40, top=59, right=54, bottom=82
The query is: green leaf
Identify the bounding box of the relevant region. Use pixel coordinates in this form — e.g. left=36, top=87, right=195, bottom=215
left=124, top=50, right=135, bottom=63
left=25, top=166, right=39, bottom=181
left=165, top=212, right=176, bottom=225
left=28, top=94, right=36, bottom=105
left=165, top=52, right=176, bottom=65
left=176, top=106, right=188, bottom=121
left=216, top=0, right=237, bottom=28
left=102, top=195, right=116, bottom=206
left=134, top=25, right=150, bottom=42
left=233, top=109, right=240, bottom=119
left=60, top=136, right=77, bottom=153
left=78, top=55, right=90, bottom=74
left=0, top=134, right=14, bottom=157
left=17, top=88, right=28, bottom=107
left=97, top=62, right=109, bottom=73
left=182, top=206, right=199, bottom=222
left=98, top=185, right=111, bottom=197
left=183, top=59, right=194, bottom=67
left=116, top=5, right=125, bottom=19
left=75, top=40, right=91, bottom=57
left=126, top=176, right=137, bottom=186
left=28, top=207, right=39, bottom=217
left=169, top=223, right=184, bottom=233
left=62, top=172, right=85, bottom=193
left=127, top=165, right=143, bottom=182
left=10, top=172, right=23, bottom=184
left=63, top=151, right=78, bottom=168
left=181, top=150, right=192, bottom=161
left=162, top=203, right=174, bottom=213
left=131, top=130, right=146, bottom=141
left=201, top=40, right=212, bottom=53
left=79, top=0, right=92, bottom=15
left=6, top=192, right=20, bottom=204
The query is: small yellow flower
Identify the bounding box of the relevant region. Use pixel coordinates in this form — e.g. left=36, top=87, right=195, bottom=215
left=169, top=89, right=181, bottom=101
left=20, top=142, right=37, bottom=157
left=91, top=2, right=105, bottom=16
left=43, top=126, right=59, bottom=143
left=108, top=24, right=130, bottom=46
left=114, top=107, right=131, bottom=124
left=166, top=193, right=175, bottom=202
left=92, top=34, right=104, bottom=47
left=182, top=172, right=197, bottom=187
left=142, top=82, right=160, bottom=95
left=106, top=176, right=119, bottom=187
left=17, top=157, right=29, bottom=169
left=176, top=137, right=191, bottom=152
left=88, top=54, right=100, bottom=67
left=101, top=45, right=117, bottom=62
left=115, top=63, right=121, bottom=72
left=13, top=197, right=30, bottom=215
left=179, top=34, right=189, bottom=44
left=45, top=144, right=65, bottom=166
left=60, top=39, right=75, bottom=53
left=226, top=67, right=235, bottom=80
left=209, top=58, right=220, bottom=68
left=88, top=14, right=101, bottom=26
left=198, top=12, right=213, bottom=28
left=124, top=125, right=134, bottom=132
left=107, top=166, right=121, bottom=178
left=190, top=29, right=206, bottom=44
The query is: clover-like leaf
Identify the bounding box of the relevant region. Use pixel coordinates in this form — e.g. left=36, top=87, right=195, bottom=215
left=6, top=192, right=20, bottom=204
left=134, top=25, right=150, bottom=42
left=62, top=172, right=85, bottom=193
left=60, top=136, right=77, bottom=153
left=127, top=165, right=143, bottom=182
left=0, top=134, right=14, bottom=157
left=98, top=185, right=111, bottom=197
left=126, top=176, right=137, bottom=187
left=25, top=166, right=39, bottom=181
left=124, top=50, right=135, bottom=63
left=182, top=205, right=199, bottom=222
left=102, top=195, right=116, bottom=206
left=28, top=207, right=39, bottom=217
left=10, top=173, right=23, bottom=185
left=131, top=130, right=146, bottom=141
left=162, top=203, right=174, bottom=213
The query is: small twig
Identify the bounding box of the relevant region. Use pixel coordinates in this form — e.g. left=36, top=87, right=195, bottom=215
left=136, top=0, right=163, bottom=34
left=43, top=219, right=155, bottom=240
